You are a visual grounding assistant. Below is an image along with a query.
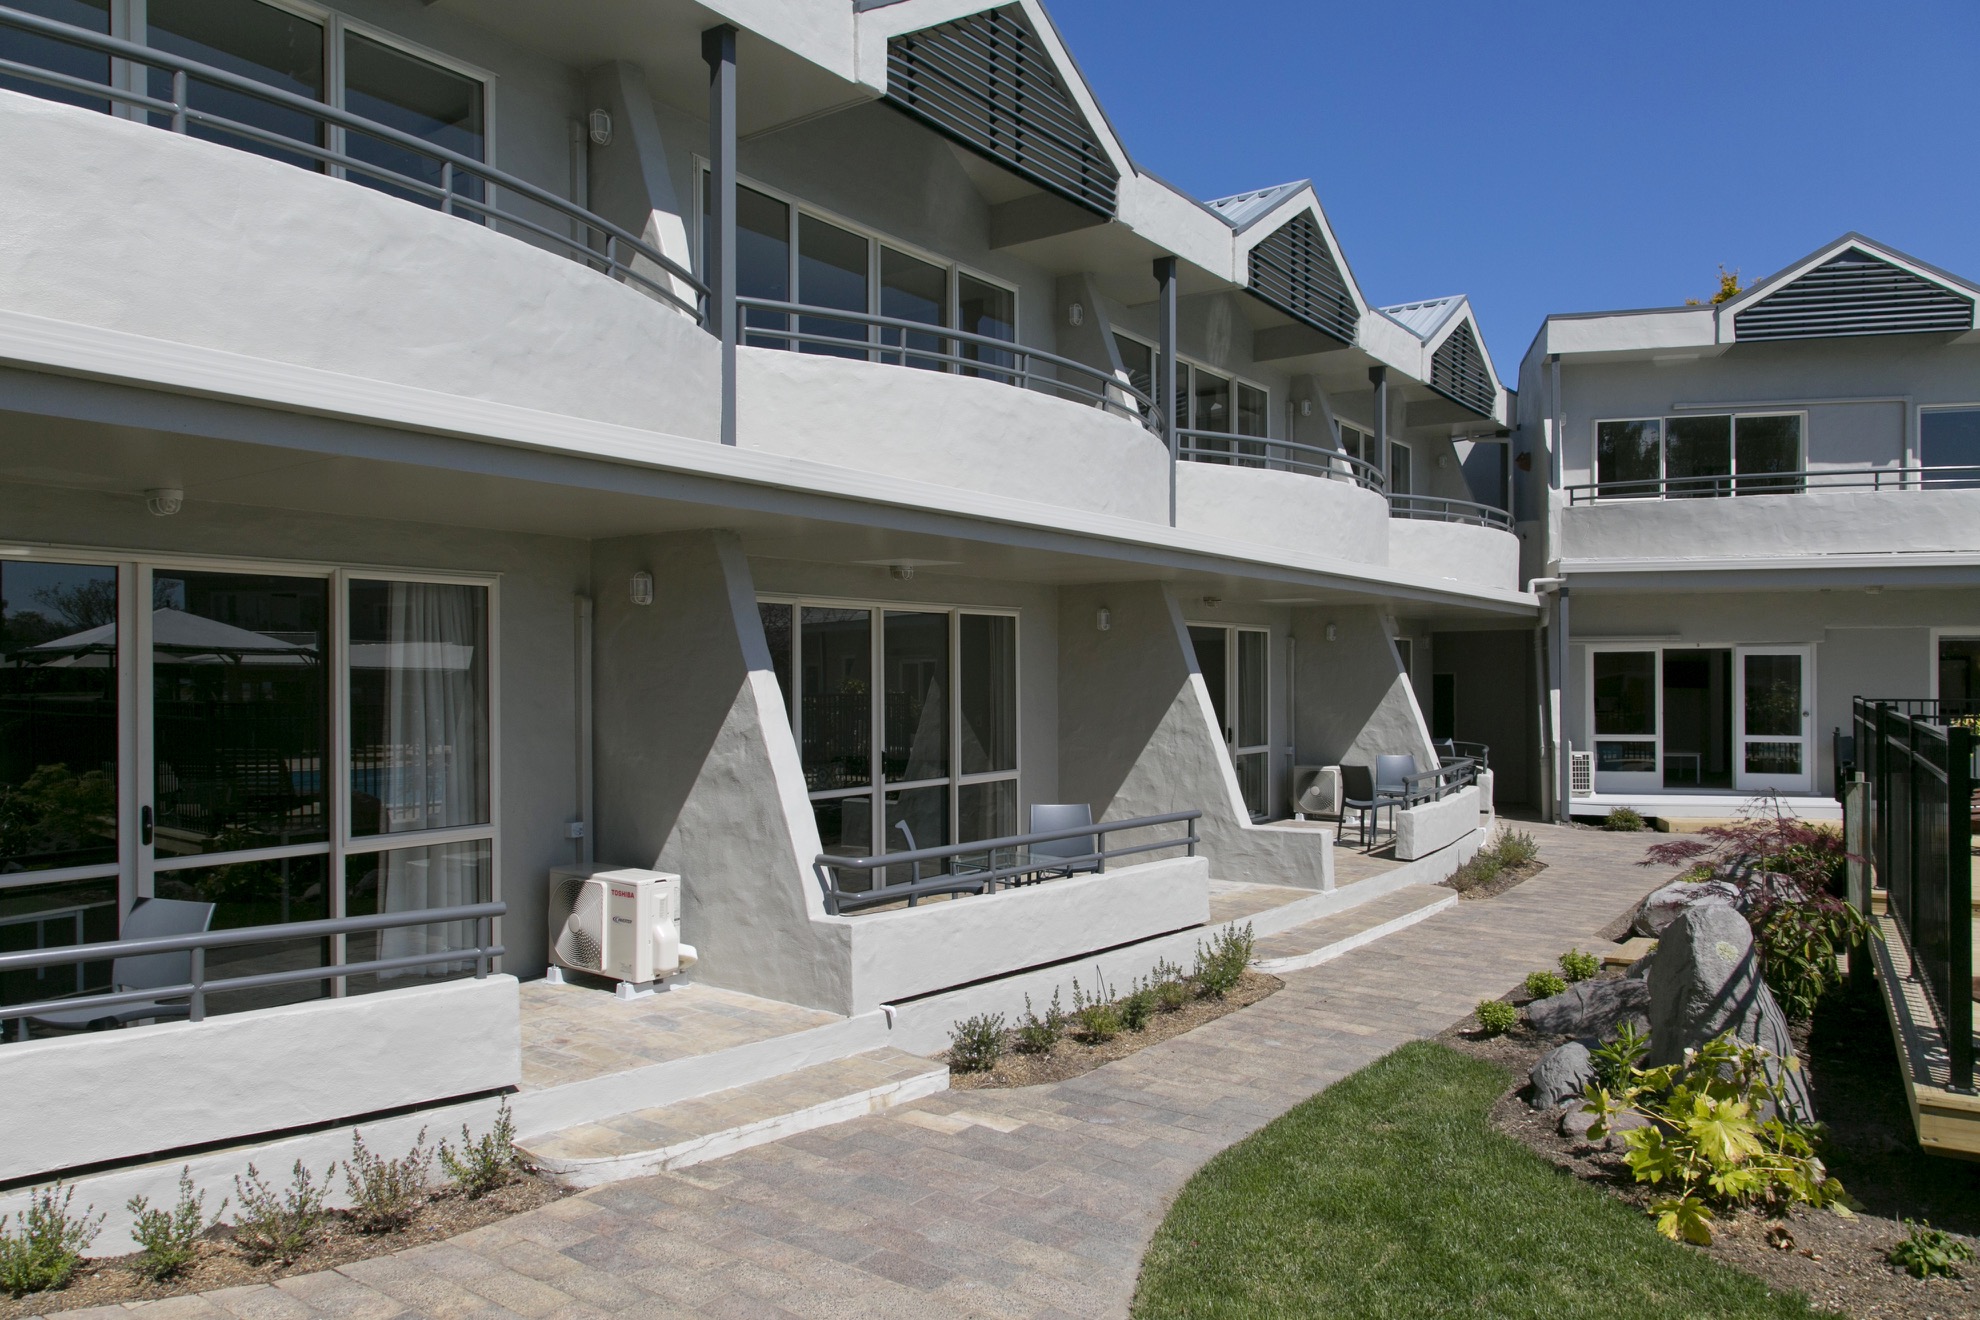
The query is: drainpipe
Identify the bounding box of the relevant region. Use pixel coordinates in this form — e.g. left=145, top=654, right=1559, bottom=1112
left=573, top=595, right=594, bottom=866
left=1155, top=255, right=1179, bottom=526
left=1369, top=365, right=1389, bottom=493
left=1530, top=576, right=1569, bottom=823
left=703, top=25, right=738, bottom=446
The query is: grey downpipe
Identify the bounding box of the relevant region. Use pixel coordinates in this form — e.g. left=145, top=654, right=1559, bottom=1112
left=575, top=594, right=595, bottom=865
left=1529, top=576, right=1566, bottom=823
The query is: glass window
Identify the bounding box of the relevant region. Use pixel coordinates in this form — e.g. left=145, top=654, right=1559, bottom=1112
left=1593, top=652, right=1656, bottom=736
left=1596, top=420, right=1660, bottom=497
left=1236, top=629, right=1267, bottom=749
left=347, top=580, right=489, bottom=838
left=0, top=0, right=111, bottom=113
left=1923, top=409, right=1980, bottom=489
left=758, top=603, right=793, bottom=722
left=812, top=794, right=872, bottom=870
left=1190, top=626, right=1229, bottom=736
left=957, top=274, right=1015, bottom=379
left=151, top=571, right=328, bottom=855
left=1939, top=637, right=1980, bottom=717
left=884, top=784, right=948, bottom=885
left=883, top=612, right=948, bottom=783
left=1193, top=369, right=1231, bottom=436
left=799, top=607, right=870, bottom=792
left=708, top=182, right=793, bottom=348
left=1664, top=415, right=1731, bottom=498
left=1235, top=383, right=1269, bottom=461
left=1113, top=334, right=1154, bottom=421
left=878, top=246, right=947, bottom=371
left=1, top=561, right=119, bottom=874
left=146, top=0, right=326, bottom=171
left=958, top=614, right=1016, bottom=776
left=342, top=32, right=484, bottom=214
left=1743, top=654, right=1802, bottom=738
left=0, top=876, right=119, bottom=1010
left=1389, top=442, right=1413, bottom=496
left=1734, top=415, right=1802, bottom=494
left=153, top=853, right=329, bottom=1011
left=957, top=779, right=1016, bottom=846
left=343, top=838, right=490, bottom=993
left=797, top=213, right=869, bottom=359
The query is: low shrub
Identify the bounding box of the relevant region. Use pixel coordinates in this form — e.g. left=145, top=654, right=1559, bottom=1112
left=1192, top=922, right=1254, bottom=998
left=1604, top=807, right=1646, bottom=832
left=1151, top=959, right=1189, bottom=1013
left=1473, top=999, right=1518, bottom=1036
left=1750, top=896, right=1868, bottom=1022
left=1558, top=948, right=1601, bottom=983
left=1887, top=1219, right=1974, bottom=1279
left=230, top=1162, right=327, bottom=1264
left=1121, top=979, right=1157, bottom=1032
left=342, top=1128, right=433, bottom=1234
left=946, top=1013, right=1006, bottom=1073
left=127, top=1168, right=224, bottom=1281
left=1493, top=828, right=1540, bottom=867
left=1013, top=990, right=1065, bottom=1053
left=1589, top=1022, right=1648, bottom=1092
left=438, top=1099, right=522, bottom=1201
left=1523, top=970, right=1568, bottom=1000
left=0, top=1183, right=102, bottom=1297
left=1070, top=977, right=1122, bottom=1043
left=1446, top=851, right=1503, bottom=893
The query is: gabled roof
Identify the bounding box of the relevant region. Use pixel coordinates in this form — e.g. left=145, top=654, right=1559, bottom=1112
left=1204, top=181, right=1306, bottom=232
left=1719, top=233, right=1978, bottom=343
left=1375, top=295, right=1505, bottom=422
left=1226, top=183, right=1368, bottom=346
left=1378, top=295, right=1465, bottom=342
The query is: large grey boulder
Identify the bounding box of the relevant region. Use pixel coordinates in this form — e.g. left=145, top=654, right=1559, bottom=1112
left=1525, top=977, right=1650, bottom=1039
left=1646, top=902, right=1812, bottom=1119
left=1632, top=879, right=1741, bottom=937
left=1529, top=1043, right=1594, bottom=1108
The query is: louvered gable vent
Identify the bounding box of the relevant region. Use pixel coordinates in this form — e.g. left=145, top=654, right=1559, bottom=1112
left=886, top=6, right=1118, bottom=217
left=1734, top=247, right=1973, bottom=341
left=1247, top=212, right=1358, bottom=346
left=1430, top=319, right=1495, bottom=418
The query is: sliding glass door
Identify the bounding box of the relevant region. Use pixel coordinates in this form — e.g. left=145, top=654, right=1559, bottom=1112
left=1189, top=624, right=1271, bottom=820
left=1589, top=645, right=1812, bottom=795
left=1736, top=648, right=1810, bottom=792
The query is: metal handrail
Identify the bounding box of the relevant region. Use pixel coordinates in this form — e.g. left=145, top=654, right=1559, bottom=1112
left=0, top=9, right=706, bottom=321
left=1565, top=464, right=1980, bottom=505
left=813, top=810, right=1201, bottom=916
left=1177, top=429, right=1387, bottom=493
left=736, top=297, right=1161, bottom=432
left=0, top=901, right=505, bottom=1035
left=1388, top=493, right=1514, bottom=530
left=1436, top=739, right=1492, bottom=772
left=1401, top=757, right=1481, bottom=806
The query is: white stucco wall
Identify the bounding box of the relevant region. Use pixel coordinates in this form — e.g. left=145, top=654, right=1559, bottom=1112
left=1388, top=519, right=1521, bottom=591
left=1176, top=462, right=1390, bottom=566
left=1292, top=606, right=1439, bottom=772
left=1394, top=785, right=1484, bottom=861
left=2, top=977, right=518, bottom=1183
left=1563, top=489, right=1980, bottom=563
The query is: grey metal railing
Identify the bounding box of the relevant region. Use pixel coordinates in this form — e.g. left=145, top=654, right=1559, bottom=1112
left=814, top=810, right=1200, bottom=916
left=0, top=9, right=706, bottom=320
left=1566, top=465, right=1980, bottom=505
left=1401, top=756, right=1481, bottom=807
left=1177, top=429, right=1387, bottom=493
left=736, top=297, right=1160, bottom=432
left=1388, top=493, right=1514, bottom=531
left=0, top=901, right=505, bottom=1041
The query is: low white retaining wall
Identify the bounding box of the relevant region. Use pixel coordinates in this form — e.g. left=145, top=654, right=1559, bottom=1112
left=1395, top=784, right=1484, bottom=861
left=843, top=856, right=1210, bottom=1011
left=1, top=975, right=519, bottom=1183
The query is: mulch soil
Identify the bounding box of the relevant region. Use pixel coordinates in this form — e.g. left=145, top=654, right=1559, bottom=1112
left=948, top=970, right=1282, bottom=1089
left=1443, top=858, right=1548, bottom=901
left=1441, top=973, right=1980, bottom=1320
left=0, top=1174, right=564, bottom=1319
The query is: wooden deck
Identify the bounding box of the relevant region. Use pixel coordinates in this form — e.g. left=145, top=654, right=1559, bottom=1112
left=1869, top=913, right=1980, bottom=1159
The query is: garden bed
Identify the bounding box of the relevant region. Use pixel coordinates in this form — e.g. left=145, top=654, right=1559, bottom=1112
left=1444, top=857, right=1547, bottom=900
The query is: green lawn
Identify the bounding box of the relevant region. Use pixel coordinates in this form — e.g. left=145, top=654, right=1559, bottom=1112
left=1131, top=1041, right=1829, bottom=1320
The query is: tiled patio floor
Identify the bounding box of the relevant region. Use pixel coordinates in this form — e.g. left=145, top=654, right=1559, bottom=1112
left=520, top=980, right=842, bottom=1091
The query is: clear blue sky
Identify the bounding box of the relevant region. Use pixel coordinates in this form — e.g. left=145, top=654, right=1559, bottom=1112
left=1048, top=0, right=1980, bottom=374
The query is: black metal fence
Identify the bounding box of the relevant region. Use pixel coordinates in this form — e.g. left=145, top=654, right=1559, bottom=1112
left=1854, top=697, right=1975, bottom=1091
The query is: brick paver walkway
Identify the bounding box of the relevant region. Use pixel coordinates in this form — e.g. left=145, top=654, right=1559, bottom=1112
left=89, top=824, right=1668, bottom=1320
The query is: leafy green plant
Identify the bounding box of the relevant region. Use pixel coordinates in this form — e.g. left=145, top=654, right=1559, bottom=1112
left=438, top=1099, right=523, bottom=1200
left=1558, top=948, right=1601, bottom=983
left=126, top=1168, right=224, bottom=1281
left=1473, top=999, right=1517, bottom=1036
left=1750, top=897, right=1868, bottom=1022
left=1070, top=977, right=1122, bottom=1043
left=230, top=1162, right=327, bottom=1264
left=1013, top=990, right=1065, bottom=1053
left=1590, top=1023, right=1648, bottom=1092
left=1446, top=851, right=1503, bottom=894
left=1604, top=806, right=1645, bottom=832
left=1887, top=1219, right=1974, bottom=1279
left=1583, top=1033, right=1852, bottom=1244
left=1191, top=923, right=1254, bottom=998
left=342, top=1128, right=433, bottom=1234
left=0, top=1183, right=102, bottom=1297
left=1492, top=829, right=1540, bottom=868
left=1151, top=959, right=1189, bottom=1013
left=946, top=1013, right=1006, bottom=1073
left=1524, top=970, right=1567, bottom=1000
left=1121, top=978, right=1157, bottom=1032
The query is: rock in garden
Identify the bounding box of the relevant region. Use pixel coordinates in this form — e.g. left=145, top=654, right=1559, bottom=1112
left=1559, top=1106, right=1600, bottom=1141
left=1529, top=1042, right=1594, bottom=1108
left=1525, top=977, right=1650, bottom=1038
left=1645, top=902, right=1812, bottom=1119
left=1600, top=1110, right=1653, bottom=1153
left=1632, top=879, right=1741, bottom=937
left=1559, top=1105, right=1651, bottom=1149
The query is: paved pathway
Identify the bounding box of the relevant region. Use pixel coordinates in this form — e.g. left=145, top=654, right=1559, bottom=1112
left=86, top=824, right=1667, bottom=1320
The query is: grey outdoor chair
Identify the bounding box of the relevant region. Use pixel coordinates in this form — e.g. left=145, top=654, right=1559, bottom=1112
left=1029, top=803, right=1100, bottom=879
left=28, top=896, right=215, bottom=1034
left=1337, top=765, right=1383, bottom=851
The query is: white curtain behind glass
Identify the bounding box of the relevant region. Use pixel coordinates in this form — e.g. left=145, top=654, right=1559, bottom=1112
left=378, top=841, right=486, bottom=974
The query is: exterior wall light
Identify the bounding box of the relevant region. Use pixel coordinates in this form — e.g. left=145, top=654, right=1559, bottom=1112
left=588, top=109, right=613, bottom=146
left=1066, top=302, right=1083, bottom=327
left=629, top=570, right=653, bottom=605
left=1095, top=607, right=1111, bottom=632
left=889, top=564, right=915, bottom=581
left=1298, top=400, right=1312, bottom=417
left=145, top=487, right=183, bottom=517
left=1201, top=595, right=1221, bottom=608
left=1324, top=623, right=1338, bottom=642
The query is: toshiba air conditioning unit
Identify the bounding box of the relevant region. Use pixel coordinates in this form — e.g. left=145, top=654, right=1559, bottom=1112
left=545, top=866, right=697, bottom=999
left=1569, top=750, right=1594, bottom=799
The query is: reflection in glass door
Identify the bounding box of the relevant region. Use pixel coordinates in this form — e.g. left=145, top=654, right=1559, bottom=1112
left=1737, top=649, right=1811, bottom=792
left=1189, top=625, right=1271, bottom=820
left=1590, top=650, right=1658, bottom=793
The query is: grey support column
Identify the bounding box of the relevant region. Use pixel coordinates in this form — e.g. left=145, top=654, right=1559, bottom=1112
left=1553, top=585, right=1572, bottom=820
left=1368, top=365, right=1389, bottom=492
left=703, top=25, right=738, bottom=446
left=1155, top=256, right=1178, bottom=526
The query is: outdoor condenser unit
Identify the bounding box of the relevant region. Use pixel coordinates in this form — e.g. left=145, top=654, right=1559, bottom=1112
left=1291, top=765, right=1341, bottom=819
left=545, top=866, right=697, bottom=999
left=1569, top=750, right=1594, bottom=799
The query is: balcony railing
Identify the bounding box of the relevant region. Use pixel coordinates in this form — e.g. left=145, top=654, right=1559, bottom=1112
left=0, top=8, right=706, bottom=321
left=1401, top=756, right=1483, bottom=806
left=1178, top=430, right=1387, bottom=493
left=1389, top=493, right=1514, bottom=531
left=1565, top=465, right=1980, bottom=505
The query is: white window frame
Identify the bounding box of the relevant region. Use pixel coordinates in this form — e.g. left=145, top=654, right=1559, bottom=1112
left=1591, top=410, right=1809, bottom=498
left=1186, top=621, right=1273, bottom=820
left=1584, top=642, right=1815, bottom=795
left=1110, top=330, right=1271, bottom=437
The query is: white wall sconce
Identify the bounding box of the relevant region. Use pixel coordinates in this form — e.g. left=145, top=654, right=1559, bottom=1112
left=1066, top=302, right=1084, bottom=327
left=1324, top=622, right=1338, bottom=642
left=588, top=109, right=613, bottom=146
left=629, top=570, right=653, bottom=605
left=1201, top=595, right=1221, bottom=608
left=1095, top=607, right=1111, bottom=632
left=1298, top=400, right=1312, bottom=417
left=145, top=487, right=183, bottom=517
left=889, top=563, right=915, bottom=581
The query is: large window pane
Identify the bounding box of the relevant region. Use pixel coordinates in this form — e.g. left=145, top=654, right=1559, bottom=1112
left=153, top=853, right=329, bottom=1012
left=146, top=0, right=325, bottom=171
left=1389, top=441, right=1413, bottom=496
left=797, top=213, right=869, bottom=359
left=0, top=876, right=118, bottom=1009
left=957, top=274, right=1015, bottom=380
left=1193, top=370, right=1233, bottom=456
left=342, top=32, right=484, bottom=214
left=800, top=608, right=869, bottom=791
left=1236, top=629, right=1268, bottom=749
left=1734, top=415, right=1802, bottom=495
left=957, top=779, right=1015, bottom=846
left=879, top=246, right=947, bottom=371
left=343, top=839, right=490, bottom=994
left=884, top=784, right=948, bottom=886
left=1235, top=383, right=1269, bottom=463
left=758, top=603, right=793, bottom=723
left=0, top=0, right=111, bottom=113
left=1189, top=626, right=1229, bottom=738
left=812, top=794, right=872, bottom=884
left=1744, top=654, right=1802, bottom=737
left=1114, top=334, right=1154, bottom=421
left=1596, top=420, right=1660, bottom=497
left=958, top=614, right=1016, bottom=775
left=1664, top=415, right=1731, bottom=498
left=1940, top=636, right=1980, bottom=717
left=1, top=561, right=118, bottom=873
left=152, top=572, right=327, bottom=855
left=348, top=580, right=489, bottom=838
left=726, top=183, right=791, bottom=348
left=1593, top=652, right=1656, bottom=736
left=1923, top=408, right=1980, bottom=489
left=883, top=611, right=948, bottom=783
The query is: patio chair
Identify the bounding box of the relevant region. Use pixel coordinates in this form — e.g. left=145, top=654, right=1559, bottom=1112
left=1337, top=765, right=1385, bottom=851
left=28, top=896, right=215, bottom=1035
left=1375, top=754, right=1417, bottom=823
left=1029, top=803, right=1101, bottom=879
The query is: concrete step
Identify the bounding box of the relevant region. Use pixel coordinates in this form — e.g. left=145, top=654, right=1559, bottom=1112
left=518, top=1047, right=948, bottom=1188
left=1251, top=885, right=1457, bottom=974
